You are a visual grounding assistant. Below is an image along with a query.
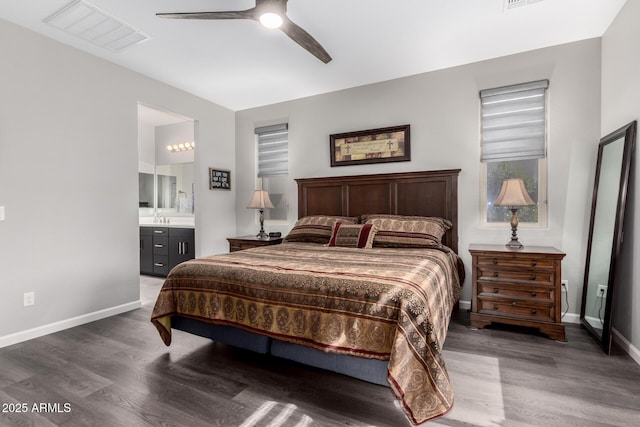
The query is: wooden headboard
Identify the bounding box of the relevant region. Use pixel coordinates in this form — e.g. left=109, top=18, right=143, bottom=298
left=295, top=169, right=461, bottom=253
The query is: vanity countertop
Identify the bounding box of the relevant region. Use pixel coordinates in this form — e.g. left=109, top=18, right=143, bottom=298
left=139, top=219, right=194, bottom=229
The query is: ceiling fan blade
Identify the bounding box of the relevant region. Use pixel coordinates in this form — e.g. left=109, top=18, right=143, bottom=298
left=280, top=17, right=332, bottom=63
left=156, top=10, right=255, bottom=20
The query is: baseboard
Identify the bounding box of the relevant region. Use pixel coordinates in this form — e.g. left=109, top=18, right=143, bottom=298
left=612, top=328, right=640, bottom=366
left=458, top=300, right=471, bottom=310
left=561, top=312, right=581, bottom=324
left=0, top=300, right=142, bottom=349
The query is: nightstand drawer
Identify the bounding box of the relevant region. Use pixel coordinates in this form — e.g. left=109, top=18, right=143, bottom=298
left=227, top=236, right=283, bottom=252
left=477, top=267, right=553, bottom=283
left=477, top=282, right=553, bottom=300
left=478, top=297, right=554, bottom=322
left=477, top=255, right=555, bottom=270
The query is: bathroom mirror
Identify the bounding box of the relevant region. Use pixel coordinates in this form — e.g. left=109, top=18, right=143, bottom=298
left=580, top=121, right=636, bottom=354
left=138, top=162, right=195, bottom=215
left=156, top=163, right=195, bottom=214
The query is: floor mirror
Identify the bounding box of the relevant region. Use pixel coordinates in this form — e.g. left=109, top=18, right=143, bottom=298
left=580, top=121, right=636, bottom=354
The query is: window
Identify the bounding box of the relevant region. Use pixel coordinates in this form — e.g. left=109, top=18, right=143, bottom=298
left=255, top=123, right=288, bottom=221
left=480, top=80, right=548, bottom=227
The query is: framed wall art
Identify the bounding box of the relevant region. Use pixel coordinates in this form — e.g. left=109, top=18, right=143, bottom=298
left=209, top=168, right=231, bottom=190
left=330, top=124, right=411, bottom=167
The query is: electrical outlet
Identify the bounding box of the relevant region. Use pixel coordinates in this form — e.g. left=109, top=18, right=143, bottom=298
left=596, top=284, right=608, bottom=299
left=561, top=279, right=568, bottom=293
left=23, top=292, right=35, bottom=307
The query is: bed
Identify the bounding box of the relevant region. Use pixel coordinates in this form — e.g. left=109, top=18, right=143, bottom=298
left=151, top=169, right=463, bottom=425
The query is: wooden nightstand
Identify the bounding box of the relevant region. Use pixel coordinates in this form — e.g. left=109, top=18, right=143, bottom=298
left=469, top=244, right=566, bottom=341
left=227, top=235, right=283, bottom=252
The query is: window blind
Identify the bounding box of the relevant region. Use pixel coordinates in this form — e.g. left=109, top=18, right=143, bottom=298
left=480, top=80, right=548, bottom=162
left=255, top=123, right=288, bottom=177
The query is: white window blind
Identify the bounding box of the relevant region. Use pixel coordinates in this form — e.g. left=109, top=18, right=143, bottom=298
left=480, top=80, right=548, bottom=162
left=255, top=123, right=288, bottom=177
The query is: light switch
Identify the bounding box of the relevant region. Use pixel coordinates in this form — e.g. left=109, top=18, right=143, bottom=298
left=0, top=206, right=4, bottom=221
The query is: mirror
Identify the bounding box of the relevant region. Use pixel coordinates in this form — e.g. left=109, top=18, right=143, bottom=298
left=581, top=121, right=636, bottom=354
left=156, top=163, right=195, bottom=214
left=138, top=163, right=194, bottom=215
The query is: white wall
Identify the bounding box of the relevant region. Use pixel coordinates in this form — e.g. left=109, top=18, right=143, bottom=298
left=0, top=18, right=235, bottom=343
left=235, top=39, right=602, bottom=314
left=601, top=0, right=640, bottom=355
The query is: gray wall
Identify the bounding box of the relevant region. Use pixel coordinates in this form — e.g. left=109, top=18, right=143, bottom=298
left=602, top=0, right=640, bottom=355
left=0, top=18, right=235, bottom=343
left=235, top=38, right=602, bottom=316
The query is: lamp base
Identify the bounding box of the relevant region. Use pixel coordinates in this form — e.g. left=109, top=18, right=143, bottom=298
left=505, top=238, right=524, bottom=250
left=256, top=230, right=270, bottom=240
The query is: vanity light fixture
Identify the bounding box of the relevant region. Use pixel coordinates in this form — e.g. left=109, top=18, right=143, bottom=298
left=166, top=141, right=195, bottom=152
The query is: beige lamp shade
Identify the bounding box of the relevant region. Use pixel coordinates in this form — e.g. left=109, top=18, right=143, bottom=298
left=494, top=179, right=535, bottom=207
left=247, top=190, right=275, bottom=209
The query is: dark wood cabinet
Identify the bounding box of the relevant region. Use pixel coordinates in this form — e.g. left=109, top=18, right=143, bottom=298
left=227, top=235, right=283, bottom=252
left=469, top=244, right=566, bottom=341
left=140, top=226, right=195, bottom=276
left=140, top=227, right=154, bottom=274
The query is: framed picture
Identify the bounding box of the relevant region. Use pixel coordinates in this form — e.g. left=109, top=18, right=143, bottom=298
left=209, top=168, right=231, bottom=190
left=330, top=124, right=411, bottom=167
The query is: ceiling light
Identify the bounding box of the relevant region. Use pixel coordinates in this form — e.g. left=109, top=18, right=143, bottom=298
left=43, top=0, right=149, bottom=52
left=259, top=12, right=283, bottom=29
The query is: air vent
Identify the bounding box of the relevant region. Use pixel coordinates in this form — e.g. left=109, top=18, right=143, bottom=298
left=504, top=0, right=544, bottom=11
left=43, top=0, right=149, bottom=52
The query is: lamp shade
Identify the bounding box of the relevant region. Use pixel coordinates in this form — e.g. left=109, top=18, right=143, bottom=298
left=247, top=190, right=275, bottom=209
left=494, top=178, right=535, bottom=207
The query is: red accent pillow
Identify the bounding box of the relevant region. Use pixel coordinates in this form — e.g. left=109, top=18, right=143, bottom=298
left=327, top=223, right=377, bottom=249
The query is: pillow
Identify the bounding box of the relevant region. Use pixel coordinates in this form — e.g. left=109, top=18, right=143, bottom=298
left=283, top=215, right=358, bottom=244
left=327, top=222, right=377, bottom=249
left=361, top=214, right=451, bottom=248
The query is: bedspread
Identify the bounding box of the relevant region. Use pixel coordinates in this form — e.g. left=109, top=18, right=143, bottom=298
left=151, top=242, right=462, bottom=425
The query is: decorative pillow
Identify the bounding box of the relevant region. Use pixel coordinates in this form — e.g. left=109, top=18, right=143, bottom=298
left=361, top=214, right=451, bottom=248
left=327, top=222, right=377, bottom=249
left=283, top=215, right=358, bottom=244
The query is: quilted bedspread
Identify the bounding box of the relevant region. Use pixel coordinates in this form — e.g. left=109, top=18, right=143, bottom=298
left=151, top=242, right=462, bottom=425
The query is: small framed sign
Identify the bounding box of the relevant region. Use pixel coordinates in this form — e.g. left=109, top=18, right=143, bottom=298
left=209, top=168, right=231, bottom=190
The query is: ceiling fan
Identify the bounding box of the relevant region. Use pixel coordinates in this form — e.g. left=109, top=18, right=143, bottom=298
left=157, top=0, right=332, bottom=63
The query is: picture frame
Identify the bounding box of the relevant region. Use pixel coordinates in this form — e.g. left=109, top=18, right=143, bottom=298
left=330, top=124, right=411, bottom=167
left=209, top=168, right=231, bottom=190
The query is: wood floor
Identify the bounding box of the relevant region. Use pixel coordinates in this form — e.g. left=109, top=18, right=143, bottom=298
left=1, top=276, right=639, bottom=427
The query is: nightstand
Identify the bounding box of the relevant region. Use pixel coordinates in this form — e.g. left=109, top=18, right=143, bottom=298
left=227, top=235, right=283, bottom=252
left=469, top=244, right=566, bottom=341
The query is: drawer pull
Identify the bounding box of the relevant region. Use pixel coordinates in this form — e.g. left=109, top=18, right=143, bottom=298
left=493, top=288, right=499, bottom=293
left=154, top=244, right=164, bottom=248
left=154, top=230, right=165, bottom=234
left=531, top=309, right=537, bottom=315
left=531, top=260, right=537, bottom=266
left=492, top=258, right=498, bottom=265
left=493, top=272, right=499, bottom=277
left=512, top=301, right=517, bottom=306
left=531, top=291, right=537, bottom=297
left=493, top=304, right=498, bottom=310
left=154, top=263, right=165, bottom=267
left=530, top=275, right=536, bottom=280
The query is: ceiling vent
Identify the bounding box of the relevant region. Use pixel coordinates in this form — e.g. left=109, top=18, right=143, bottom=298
left=43, top=0, right=149, bottom=52
left=504, top=0, right=544, bottom=11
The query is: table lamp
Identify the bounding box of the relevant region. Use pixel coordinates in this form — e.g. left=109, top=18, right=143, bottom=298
left=247, top=190, right=275, bottom=240
left=494, top=178, right=535, bottom=249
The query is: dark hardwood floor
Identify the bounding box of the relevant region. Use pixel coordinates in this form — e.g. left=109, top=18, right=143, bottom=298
left=1, top=276, right=639, bottom=426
